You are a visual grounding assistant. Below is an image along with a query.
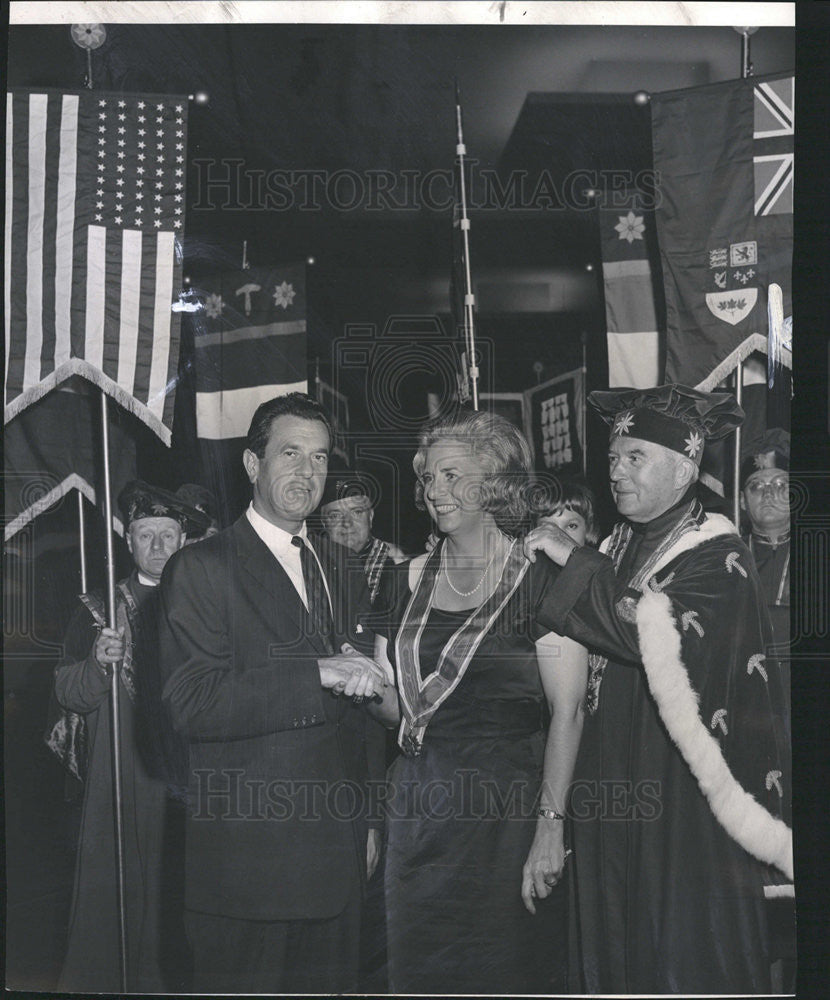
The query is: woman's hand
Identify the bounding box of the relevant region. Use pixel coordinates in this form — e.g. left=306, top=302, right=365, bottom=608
left=521, top=817, right=572, bottom=915
left=319, top=643, right=388, bottom=702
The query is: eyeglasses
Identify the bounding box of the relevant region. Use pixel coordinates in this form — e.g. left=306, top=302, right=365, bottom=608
left=322, top=508, right=371, bottom=525
left=745, top=478, right=789, bottom=498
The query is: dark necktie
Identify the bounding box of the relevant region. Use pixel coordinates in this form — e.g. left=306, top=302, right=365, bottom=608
left=291, top=536, right=334, bottom=654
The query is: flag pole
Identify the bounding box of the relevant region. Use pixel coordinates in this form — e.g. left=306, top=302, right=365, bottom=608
left=455, top=84, right=479, bottom=410
left=100, top=390, right=129, bottom=992
left=581, top=331, right=589, bottom=476
left=732, top=370, right=743, bottom=527
left=77, top=491, right=88, bottom=593
left=730, top=28, right=755, bottom=526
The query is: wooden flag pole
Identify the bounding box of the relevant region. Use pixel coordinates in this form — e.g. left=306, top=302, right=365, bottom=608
left=77, top=491, right=88, bottom=593
left=100, top=390, right=129, bottom=992
left=730, top=28, right=755, bottom=526
left=732, top=369, right=744, bottom=528
left=581, top=332, right=589, bottom=476
left=455, top=86, right=479, bottom=410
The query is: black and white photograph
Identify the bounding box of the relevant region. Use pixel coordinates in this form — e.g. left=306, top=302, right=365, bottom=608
left=4, top=1, right=827, bottom=996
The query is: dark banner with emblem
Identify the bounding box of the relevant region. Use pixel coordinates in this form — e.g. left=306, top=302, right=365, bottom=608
left=652, top=74, right=793, bottom=390
left=188, top=263, right=307, bottom=522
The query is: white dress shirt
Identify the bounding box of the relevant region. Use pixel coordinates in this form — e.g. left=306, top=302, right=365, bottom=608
left=246, top=504, right=332, bottom=615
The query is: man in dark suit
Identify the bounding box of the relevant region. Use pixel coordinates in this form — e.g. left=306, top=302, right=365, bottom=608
left=158, top=393, right=386, bottom=993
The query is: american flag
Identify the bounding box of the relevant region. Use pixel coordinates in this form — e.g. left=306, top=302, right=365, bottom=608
left=4, top=89, right=188, bottom=444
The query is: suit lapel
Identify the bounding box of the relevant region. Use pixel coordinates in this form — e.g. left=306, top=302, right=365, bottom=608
left=233, top=516, right=332, bottom=658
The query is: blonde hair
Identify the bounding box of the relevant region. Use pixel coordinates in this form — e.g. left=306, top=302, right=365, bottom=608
left=413, top=409, right=532, bottom=536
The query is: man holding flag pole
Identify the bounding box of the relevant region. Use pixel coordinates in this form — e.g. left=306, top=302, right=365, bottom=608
left=6, top=83, right=192, bottom=989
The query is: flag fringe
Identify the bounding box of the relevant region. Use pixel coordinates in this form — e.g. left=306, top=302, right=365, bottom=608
left=4, top=360, right=172, bottom=446
left=4, top=473, right=125, bottom=541
left=695, top=333, right=792, bottom=391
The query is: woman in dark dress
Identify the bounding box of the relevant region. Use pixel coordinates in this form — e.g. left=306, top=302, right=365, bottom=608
left=367, top=410, right=588, bottom=994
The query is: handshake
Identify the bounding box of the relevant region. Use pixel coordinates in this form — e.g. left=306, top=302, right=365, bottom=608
left=318, top=643, right=389, bottom=703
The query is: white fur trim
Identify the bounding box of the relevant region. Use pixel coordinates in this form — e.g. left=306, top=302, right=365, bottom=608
left=646, top=513, right=737, bottom=581
left=599, top=513, right=736, bottom=575
left=636, top=589, right=793, bottom=880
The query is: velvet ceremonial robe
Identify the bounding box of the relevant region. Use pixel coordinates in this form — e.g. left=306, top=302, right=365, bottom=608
left=746, top=532, right=791, bottom=712
left=53, top=574, right=168, bottom=993
left=538, top=499, right=792, bottom=995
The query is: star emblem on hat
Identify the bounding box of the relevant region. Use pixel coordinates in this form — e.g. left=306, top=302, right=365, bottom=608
left=684, top=430, right=703, bottom=459
left=753, top=450, right=775, bottom=469
left=613, top=410, right=635, bottom=436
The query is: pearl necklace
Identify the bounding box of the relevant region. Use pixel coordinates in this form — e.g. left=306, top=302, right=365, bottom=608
left=441, top=543, right=501, bottom=597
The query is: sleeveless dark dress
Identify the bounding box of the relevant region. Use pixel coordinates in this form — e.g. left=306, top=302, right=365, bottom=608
left=383, top=558, right=567, bottom=994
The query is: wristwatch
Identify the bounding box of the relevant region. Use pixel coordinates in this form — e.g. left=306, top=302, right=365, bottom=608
left=538, top=807, right=566, bottom=821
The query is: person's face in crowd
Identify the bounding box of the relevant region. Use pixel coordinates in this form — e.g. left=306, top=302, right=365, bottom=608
left=421, top=440, right=488, bottom=535
left=321, top=495, right=374, bottom=552
left=741, top=468, right=790, bottom=536
left=243, top=415, right=330, bottom=532
left=538, top=506, right=588, bottom=546
left=608, top=436, right=692, bottom=523
left=127, top=516, right=184, bottom=582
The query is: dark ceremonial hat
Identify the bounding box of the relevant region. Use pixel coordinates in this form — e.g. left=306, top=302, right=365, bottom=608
left=320, top=458, right=378, bottom=509
left=175, top=483, right=219, bottom=524
left=740, top=428, right=790, bottom=488
left=118, top=480, right=210, bottom=535
left=589, top=384, right=744, bottom=465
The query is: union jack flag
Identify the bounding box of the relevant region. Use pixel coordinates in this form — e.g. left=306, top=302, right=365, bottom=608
left=753, top=76, right=794, bottom=217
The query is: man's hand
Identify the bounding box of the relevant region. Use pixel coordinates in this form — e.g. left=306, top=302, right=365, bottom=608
left=93, top=626, right=126, bottom=670
left=367, top=828, right=381, bottom=880
left=318, top=643, right=387, bottom=701
left=524, top=523, right=580, bottom=568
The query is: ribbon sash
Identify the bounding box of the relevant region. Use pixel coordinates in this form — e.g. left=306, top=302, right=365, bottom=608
left=395, top=538, right=529, bottom=751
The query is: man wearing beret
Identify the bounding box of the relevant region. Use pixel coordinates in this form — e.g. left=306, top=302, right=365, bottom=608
left=48, top=480, right=207, bottom=992
left=524, top=384, right=792, bottom=994
left=158, top=393, right=386, bottom=994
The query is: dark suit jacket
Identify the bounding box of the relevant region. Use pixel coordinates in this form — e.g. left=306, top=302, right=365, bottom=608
left=158, top=514, right=383, bottom=921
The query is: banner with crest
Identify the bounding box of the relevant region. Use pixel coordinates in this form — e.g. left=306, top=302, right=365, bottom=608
left=652, top=74, right=793, bottom=390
